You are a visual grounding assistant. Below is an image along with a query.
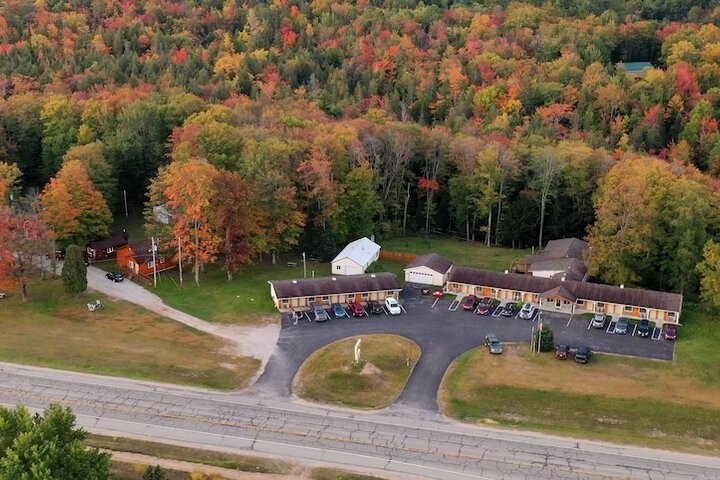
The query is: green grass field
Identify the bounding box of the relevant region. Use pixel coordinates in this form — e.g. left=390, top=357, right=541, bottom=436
left=440, top=303, right=720, bottom=454
left=379, top=235, right=529, bottom=271
left=0, top=280, right=258, bottom=389
left=294, top=335, right=420, bottom=409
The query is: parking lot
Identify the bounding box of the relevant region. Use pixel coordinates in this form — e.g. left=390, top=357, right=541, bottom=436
left=253, top=285, right=676, bottom=411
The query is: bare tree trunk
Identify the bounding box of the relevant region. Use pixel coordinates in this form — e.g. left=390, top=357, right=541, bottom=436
left=402, top=181, right=410, bottom=233
left=486, top=209, right=492, bottom=246
left=538, top=194, right=547, bottom=249
left=495, top=177, right=505, bottom=246
left=21, top=280, right=28, bottom=302
left=471, top=213, right=477, bottom=242
left=466, top=215, right=470, bottom=242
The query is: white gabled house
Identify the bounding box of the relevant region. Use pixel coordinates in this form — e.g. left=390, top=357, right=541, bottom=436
left=331, top=237, right=381, bottom=275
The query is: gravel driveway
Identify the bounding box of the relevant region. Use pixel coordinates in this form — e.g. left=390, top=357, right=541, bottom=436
left=85, top=266, right=279, bottom=379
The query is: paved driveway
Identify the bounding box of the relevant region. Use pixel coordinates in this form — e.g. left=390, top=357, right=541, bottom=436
left=253, top=286, right=675, bottom=411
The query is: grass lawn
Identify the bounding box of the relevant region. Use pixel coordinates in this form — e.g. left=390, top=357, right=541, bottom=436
left=379, top=235, right=530, bottom=272
left=439, top=305, right=720, bottom=454
left=0, top=280, right=259, bottom=389
left=152, top=257, right=334, bottom=324
left=294, top=335, right=420, bottom=409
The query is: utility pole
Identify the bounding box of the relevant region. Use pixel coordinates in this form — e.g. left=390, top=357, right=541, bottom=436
left=151, top=236, right=157, bottom=287
left=302, top=251, right=307, bottom=279
left=123, top=189, right=128, bottom=217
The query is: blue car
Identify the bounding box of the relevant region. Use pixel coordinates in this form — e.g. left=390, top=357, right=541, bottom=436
left=615, top=317, right=629, bottom=334
left=332, top=303, right=347, bottom=318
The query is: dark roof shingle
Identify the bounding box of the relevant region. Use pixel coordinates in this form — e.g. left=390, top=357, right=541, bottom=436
left=87, top=231, right=128, bottom=250
left=270, top=273, right=401, bottom=299
left=405, top=253, right=453, bottom=274
left=448, top=267, right=682, bottom=312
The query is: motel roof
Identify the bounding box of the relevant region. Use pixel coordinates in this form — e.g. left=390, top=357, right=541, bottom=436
left=270, top=273, right=401, bottom=299
left=448, top=267, right=683, bottom=313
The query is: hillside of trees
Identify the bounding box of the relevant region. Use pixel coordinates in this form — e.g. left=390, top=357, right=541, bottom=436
left=2, top=1, right=720, bottom=298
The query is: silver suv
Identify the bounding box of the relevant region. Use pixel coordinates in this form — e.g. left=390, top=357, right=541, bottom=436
left=591, top=313, right=605, bottom=329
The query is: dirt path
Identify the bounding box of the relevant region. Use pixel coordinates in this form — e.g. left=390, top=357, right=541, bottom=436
left=86, top=266, right=279, bottom=380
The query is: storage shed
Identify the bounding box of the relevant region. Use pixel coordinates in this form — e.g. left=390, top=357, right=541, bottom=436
left=331, top=237, right=381, bottom=275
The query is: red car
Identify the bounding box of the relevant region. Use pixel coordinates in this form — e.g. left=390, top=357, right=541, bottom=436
left=475, top=297, right=494, bottom=315
left=432, top=289, right=444, bottom=298
left=462, top=294, right=478, bottom=310
left=349, top=302, right=366, bottom=317
left=663, top=324, right=678, bottom=340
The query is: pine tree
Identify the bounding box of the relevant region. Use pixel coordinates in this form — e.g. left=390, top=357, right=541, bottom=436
left=62, top=245, right=87, bottom=295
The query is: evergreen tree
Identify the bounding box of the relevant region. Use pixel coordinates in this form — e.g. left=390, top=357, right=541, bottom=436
left=62, top=245, right=88, bottom=295
left=143, top=465, right=168, bottom=480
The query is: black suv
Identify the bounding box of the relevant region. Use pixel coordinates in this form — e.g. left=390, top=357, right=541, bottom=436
left=367, top=300, right=384, bottom=315
left=637, top=319, right=651, bottom=337
left=105, top=272, right=124, bottom=282
left=575, top=346, right=591, bottom=364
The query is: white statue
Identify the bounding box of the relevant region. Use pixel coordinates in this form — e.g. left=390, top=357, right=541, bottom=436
left=354, top=338, right=362, bottom=364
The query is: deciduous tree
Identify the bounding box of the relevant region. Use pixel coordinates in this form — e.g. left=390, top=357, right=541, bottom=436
left=156, top=159, right=220, bottom=285
left=337, top=165, right=382, bottom=243
left=40, top=160, right=112, bottom=248
left=0, top=403, right=110, bottom=479
left=211, top=170, right=264, bottom=280
left=698, top=240, right=720, bottom=309
left=529, top=146, right=565, bottom=249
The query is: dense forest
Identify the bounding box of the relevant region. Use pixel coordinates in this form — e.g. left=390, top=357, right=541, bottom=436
left=2, top=0, right=720, bottom=297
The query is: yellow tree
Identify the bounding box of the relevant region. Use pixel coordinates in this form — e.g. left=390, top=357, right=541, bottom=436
left=40, top=160, right=112, bottom=247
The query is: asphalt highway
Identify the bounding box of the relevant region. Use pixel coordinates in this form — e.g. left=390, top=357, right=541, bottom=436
left=1, top=363, right=719, bottom=480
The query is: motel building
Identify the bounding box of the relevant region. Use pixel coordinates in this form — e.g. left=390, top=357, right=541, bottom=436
left=268, top=273, right=402, bottom=311
left=446, top=267, right=682, bottom=326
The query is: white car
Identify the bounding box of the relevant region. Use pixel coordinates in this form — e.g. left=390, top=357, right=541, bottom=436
left=385, top=297, right=402, bottom=315
left=519, top=303, right=536, bottom=319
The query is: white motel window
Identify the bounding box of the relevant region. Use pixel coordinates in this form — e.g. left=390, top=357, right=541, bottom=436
left=624, top=305, right=632, bottom=312
left=577, top=300, right=585, bottom=306
left=514, top=291, right=521, bottom=301
left=361, top=292, right=369, bottom=298
left=596, top=302, right=605, bottom=311
left=281, top=299, right=288, bottom=306
left=668, top=312, right=676, bottom=320
left=322, top=295, right=329, bottom=301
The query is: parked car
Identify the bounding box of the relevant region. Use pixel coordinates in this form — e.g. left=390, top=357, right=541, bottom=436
left=432, top=289, right=444, bottom=298
left=475, top=297, right=494, bottom=315
left=332, top=303, right=347, bottom=318
left=519, top=303, right=536, bottom=319
left=575, top=346, right=591, bottom=364
left=348, top=302, right=366, bottom=317
left=500, top=303, right=517, bottom=317
left=663, top=324, right=678, bottom=341
left=615, top=317, right=629, bottom=334
left=105, top=272, right=124, bottom=282
left=591, top=313, right=606, bottom=329
left=313, top=305, right=329, bottom=322
left=637, top=319, right=651, bottom=337
left=462, top=294, right=478, bottom=310
left=385, top=297, right=402, bottom=315
left=367, top=300, right=384, bottom=315
left=484, top=334, right=503, bottom=354
left=555, top=344, right=570, bottom=360
left=46, top=250, right=65, bottom=261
